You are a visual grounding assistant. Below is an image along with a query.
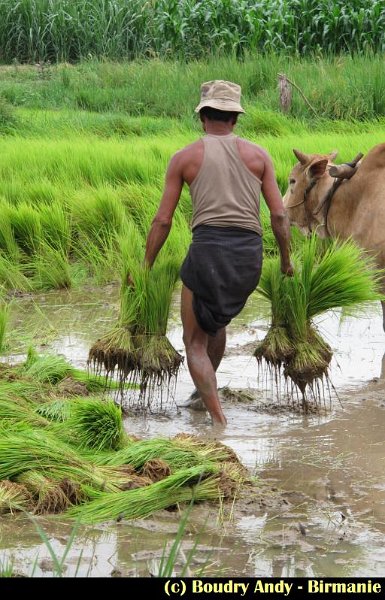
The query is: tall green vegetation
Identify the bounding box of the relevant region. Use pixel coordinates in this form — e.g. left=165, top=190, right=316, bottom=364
left=0, top=0, right=383, bottom=63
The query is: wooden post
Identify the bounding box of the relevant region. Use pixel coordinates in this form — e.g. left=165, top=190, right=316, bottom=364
left=278, top=73, right=292, bottom=113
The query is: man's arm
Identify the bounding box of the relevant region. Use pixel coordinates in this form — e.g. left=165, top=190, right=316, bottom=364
left=144, top=153, right=184, bottom=268
left=260, top=151, right=293, bottom=275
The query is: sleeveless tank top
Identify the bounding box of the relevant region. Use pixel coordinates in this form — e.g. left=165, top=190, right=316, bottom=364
left=189, top=133, right=262, bottom=235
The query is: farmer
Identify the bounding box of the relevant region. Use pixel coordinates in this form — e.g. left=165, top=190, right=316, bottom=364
left=144, top=80, right=293, bottom=427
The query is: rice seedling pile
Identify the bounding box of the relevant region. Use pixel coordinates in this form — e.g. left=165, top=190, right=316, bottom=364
left=0, top=352, right=248, bottom=521
left=255, top=236, right=383, bottom=402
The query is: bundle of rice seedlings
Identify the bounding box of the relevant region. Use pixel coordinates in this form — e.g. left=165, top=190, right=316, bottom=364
left=67, top=464, right=221, bottom=524
left=16, top=471, right=83, bottom=514
left=23, top=348, right=115, bottom=391
left=0, top=429, right=127, bottom=493
left=89, top=221, right=183, bottom=406
left=96, top=435, right=247, bottom=485
left=0, top=397, right=49, bottom=428
left=23, top=348, right=73, bottom=384
left=254, top=258, right=294, bottom=367
left=0, top=480, right=32, bottom=514
left=256, top=236, right=383, bottom=398
left=54, top=398, right=125, bottom=451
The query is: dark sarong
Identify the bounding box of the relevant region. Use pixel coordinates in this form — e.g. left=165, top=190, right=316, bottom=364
left=180, top=225, right=263, bottom=336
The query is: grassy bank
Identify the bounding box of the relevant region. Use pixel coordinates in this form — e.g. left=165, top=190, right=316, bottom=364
left=0, top=0, right=384, bottom=63
left=2, top=55, right=385, bottom=122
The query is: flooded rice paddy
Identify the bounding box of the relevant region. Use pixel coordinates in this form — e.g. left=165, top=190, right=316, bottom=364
left=1, top=285, right=385, bottom=577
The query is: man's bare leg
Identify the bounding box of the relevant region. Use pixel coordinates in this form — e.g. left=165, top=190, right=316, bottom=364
left=208, top=327, right=226, bottom=372
left=181, top=285, right=227, bottom=426
left=186, top=327, right=226, bottom=406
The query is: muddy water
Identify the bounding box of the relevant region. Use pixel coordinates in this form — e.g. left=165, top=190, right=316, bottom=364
left=1, top=286, right=385, bottom=577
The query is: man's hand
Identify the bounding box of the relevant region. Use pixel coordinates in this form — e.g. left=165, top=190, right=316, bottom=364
left=281, top=260, right=294, bottom=277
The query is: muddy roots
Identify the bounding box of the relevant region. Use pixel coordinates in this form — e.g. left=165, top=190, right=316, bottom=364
left=255, top=324, right=333, bottom=399
left=142, top=458, right=172, bottom=482
left=284, top=332, right=333, bottom=394
left=88, top=329, right=184, bottom=406
left=254, top=325, right=294, bottom=367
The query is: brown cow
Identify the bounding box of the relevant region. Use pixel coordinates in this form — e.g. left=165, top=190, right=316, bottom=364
left=282, top=143, right=385, bottom=329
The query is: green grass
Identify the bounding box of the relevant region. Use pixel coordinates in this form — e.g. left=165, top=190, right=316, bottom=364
left=3, top=55, right=385, bottom=121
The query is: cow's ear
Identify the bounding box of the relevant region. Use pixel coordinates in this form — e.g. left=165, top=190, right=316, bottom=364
left=329, top=150, right=338, bottom=161
left=308, top=159, right=328, bottom=179
left=293, top=149, right=308, bottom=165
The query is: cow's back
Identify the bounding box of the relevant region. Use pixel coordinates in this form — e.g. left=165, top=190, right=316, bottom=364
left=329, top=143, right=385, bottom=267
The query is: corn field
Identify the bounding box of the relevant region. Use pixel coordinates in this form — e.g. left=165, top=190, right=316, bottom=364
left=0, top=0, right=384, bottom=63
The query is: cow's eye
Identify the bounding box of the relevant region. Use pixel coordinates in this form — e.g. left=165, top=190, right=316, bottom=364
left=289, top=178, right=296, bottom=185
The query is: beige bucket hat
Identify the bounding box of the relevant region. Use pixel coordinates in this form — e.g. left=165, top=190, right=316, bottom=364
left=194, top=80, right=245, bottom=113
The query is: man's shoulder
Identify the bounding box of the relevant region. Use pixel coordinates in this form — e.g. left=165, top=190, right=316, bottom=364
left=237, top=137, right=269, bottom=158
left=171, top=139, right=203, bottom=165
left=176, top=139, right=203, bottom=156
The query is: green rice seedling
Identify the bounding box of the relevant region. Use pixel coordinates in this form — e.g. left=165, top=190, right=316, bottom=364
left=0, top=480, right=32, bottom=514
left=75, top=233, right=122, bottom=284
left=8, top=202, right=42, bottom=257
left=16, top=471, right=83, bottom=514
left=0, top=252, right=32, bottom=291
left=70, top=369, right=123, bottom=393
left=89, top=222, right=183, bottom=405
left=35, top=399, right=72, bottom=422
left=70, top=186, right=128, bottom=251
left=32, top=243, right=72, bottom=291
left=67, top=464, right=221, bottom=524
left=0, top=301, right=9, bottom=353
left=38, top=202, right=71, bottom=255
left=55, top=399, right=125, bottom=452
left=255, top=235, right=383, bottom=398
left=0, top=200, right=20, bottom=261
left=24, top=351, right=74, bottom=384
left=0, top=559, right=15, bottom=577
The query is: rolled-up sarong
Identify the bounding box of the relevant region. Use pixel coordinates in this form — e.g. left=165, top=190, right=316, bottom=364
left=180, top=225, right=263, bottom=336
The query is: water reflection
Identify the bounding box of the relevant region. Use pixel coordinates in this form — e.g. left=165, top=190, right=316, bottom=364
left=2, top=288, right=385, bottom=576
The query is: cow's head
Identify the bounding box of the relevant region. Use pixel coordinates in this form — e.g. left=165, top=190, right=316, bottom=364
left=283, top=149, right=338, bottom=237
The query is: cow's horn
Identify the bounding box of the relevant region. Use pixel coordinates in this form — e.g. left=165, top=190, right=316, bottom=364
left=293, top=149, right=308, bottom=165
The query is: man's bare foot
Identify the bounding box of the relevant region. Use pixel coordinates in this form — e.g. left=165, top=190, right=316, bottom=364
left=178, top=389, right=206, bottom=411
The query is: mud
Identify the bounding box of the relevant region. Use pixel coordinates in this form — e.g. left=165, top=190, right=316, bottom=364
left=1, top=286, right=385, bottom=576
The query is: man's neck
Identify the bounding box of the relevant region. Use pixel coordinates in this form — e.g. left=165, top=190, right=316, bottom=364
left=204, top=122, right=234, bottom=136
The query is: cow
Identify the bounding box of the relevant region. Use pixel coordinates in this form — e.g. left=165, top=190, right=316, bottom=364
left=282, top=143, right=385, bottom=329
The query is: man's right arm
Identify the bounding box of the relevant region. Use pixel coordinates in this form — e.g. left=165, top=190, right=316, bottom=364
left=260, top=150, right=293, bottom=275
left=144, top=153, right=184, bottom=268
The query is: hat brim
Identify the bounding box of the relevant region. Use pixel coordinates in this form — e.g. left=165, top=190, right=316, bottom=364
left=195, top=99, right=245, bottom=114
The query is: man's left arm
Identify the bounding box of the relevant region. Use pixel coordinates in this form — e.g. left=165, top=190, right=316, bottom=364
left=144, top=153, right=184, bottom=268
